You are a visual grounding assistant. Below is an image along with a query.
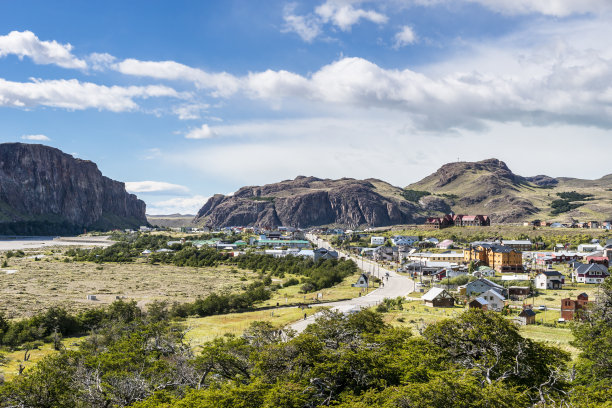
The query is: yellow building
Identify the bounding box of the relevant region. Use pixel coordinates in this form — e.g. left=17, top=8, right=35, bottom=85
left=464, top=244, right=523, bottom=272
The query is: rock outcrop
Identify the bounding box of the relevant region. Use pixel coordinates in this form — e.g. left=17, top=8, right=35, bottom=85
left=0, top=143, right=146, bottom=234
left=194, top=176, right=421, bottom=228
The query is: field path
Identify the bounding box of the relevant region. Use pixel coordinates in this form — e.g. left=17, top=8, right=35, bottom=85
left=289, top=234, right=414, bottom=333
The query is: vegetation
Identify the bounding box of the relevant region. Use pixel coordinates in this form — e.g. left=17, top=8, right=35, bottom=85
left=1, top=303, right=609, bottom=407
left=400, top=189, right=430, bottom=202
left=550, top=191, right=594, bottom=215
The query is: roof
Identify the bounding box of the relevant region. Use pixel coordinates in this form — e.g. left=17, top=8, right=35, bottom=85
left=422, top=287, right=448, bottom=301
left=473, top=297, right=488, bottom=305
left=538, top=271, right=563, bottom=277
left=502, top=240, right=532, bottom=245
left=575, top=263, right=609, bottom=275
left=258, top=239, right=309, bottom=244
left=467, top=278, right=504, bottom=290
left=483, top=289, right=506, bottom=301
left=519, top=309, right=537, bottom=317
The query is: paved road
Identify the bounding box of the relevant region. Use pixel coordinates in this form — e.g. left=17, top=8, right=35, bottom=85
left=289, top=234, right=415, bottom=333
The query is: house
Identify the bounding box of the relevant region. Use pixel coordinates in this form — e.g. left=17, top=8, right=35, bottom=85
left=370, top=236, right=385, bottom=245
left=561, top=293, right=590, bottom=320
left=392, top=236, right=419, bottom=246
left=464, top=244, right=523, bottom=273
left=586, top=256, right=609, bottom=267
left=313, top=248, right=338, bottom=262
left=573, top=263, right=610, bottom=284
left=373, top=246, right=395, bottom=261
left=465, top=278, right=505, bottom=297
left=472, top=266, right=496, bottom=278
left=501, top=240, right=533, bottom=251
left=352, top=274, right=369, bottom=288
left=508, top=286, right=531, bottom=299
left=436, top=239, right=454, bottom=249
left=516, top=308, right=537, bottom=325
left=422, top=287, right=455, bottom=307
left=480, top=289, right=506, bottom=311
left=469, top=297, right=488, bottom=310
left=577, top=243, right=603, bottom=252
left=535, top=271, right=565, bottom=290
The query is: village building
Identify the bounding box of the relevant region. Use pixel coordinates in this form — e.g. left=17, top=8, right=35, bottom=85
left=508, top=286, right=531, bottom=299
left=480, top=289, right=506, bottom=311
left=352, top=273, right=369, bottom=288
left=422, top=287, right=455, bottom=307
left=535, top=271, right=565, bottom=290
left=424, top=214, right=490, bottom=229
left=465, top=278, right=505, bottom=297
left=501, top=239, right=533, bottom=251
left=561, top=293, right=591, bottom=320
left=370, top=236, right=386, bottom=245
left=468, top=297, right=488, bottom=311
left=464, top=244, right=523, bottom=272
left=516, top=308, right=537, bottom=325
left=391, top=236, right=419, bottom=246
left=573, top=263, right=610, bottom=284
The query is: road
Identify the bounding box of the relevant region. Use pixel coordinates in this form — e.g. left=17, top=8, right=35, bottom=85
left=289, top=234, right=415, bottom=333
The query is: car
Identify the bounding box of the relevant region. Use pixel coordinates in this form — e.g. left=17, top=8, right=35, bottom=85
left=538, top=305, right=547, bottom=311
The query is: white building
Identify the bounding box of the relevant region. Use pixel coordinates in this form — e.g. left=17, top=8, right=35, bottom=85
left=370, top=236, right=385, bottom=245
left=480, top=289, right=506, bottom=312
left=535, top=271, right=564, bottom=289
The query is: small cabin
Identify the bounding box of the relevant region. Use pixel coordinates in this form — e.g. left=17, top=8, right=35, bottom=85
left=469, top=297, right=488, bottom=311
left=516, top=308, right=536, bottom=325
left=422, top=287, right=455, bottom=308
left=352, top=273, right=369, bottom=288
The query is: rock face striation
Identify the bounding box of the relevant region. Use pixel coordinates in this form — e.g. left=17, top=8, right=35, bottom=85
left=0, top=143, right=146, bottom=234
left=194, top=176, right=422, bottom=228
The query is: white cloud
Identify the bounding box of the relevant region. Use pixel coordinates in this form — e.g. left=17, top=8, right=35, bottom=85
left=172, top=103, right=210, bottom=120
left=410, top=0, right=612, bottom=16
left=88, top=52, right=116, bottom=71
left=0, top=77, right=183, bottom=112
left=113, top=59, right=240, bottom=97
left=125, top=181, right=190, bottom=195
left=393, top=25, right=417, bottom=48
left=185, top=124, right=216, bottom=139
left=282, top=4, right=322, bottom=42
left=315, top=0, right=388, bottom=31
left=0, top=30, right=86, bottom=69
left=142, top=148, right=162, bottom=160
left=21, top=134, right=50, bottom=141
left=146, top=195, right=209, bottom=215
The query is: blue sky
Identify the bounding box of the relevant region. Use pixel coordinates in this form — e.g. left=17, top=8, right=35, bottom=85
left=1, top=0, right=612, bottom=214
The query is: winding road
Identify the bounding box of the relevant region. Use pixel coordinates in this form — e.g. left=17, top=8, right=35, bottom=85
left=289, top=234, right=415, bottom=333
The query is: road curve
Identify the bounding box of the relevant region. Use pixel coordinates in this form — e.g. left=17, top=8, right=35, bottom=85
left=289, top=234, right=415, bottom=333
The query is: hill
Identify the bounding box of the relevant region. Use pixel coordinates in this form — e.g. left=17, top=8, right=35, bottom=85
left=407, top=158, right=612, bottom=223
left=193, top=176, right=431, bottom=228
left=0, top=143, right=147, bottom=235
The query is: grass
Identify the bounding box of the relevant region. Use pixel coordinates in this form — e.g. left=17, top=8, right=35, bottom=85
left=261, top=272, right=365, bottom=307
left=184, top=307, right=322, bottom=347
left=519, top=324, right=579, bottom=358
left=1, top=336, right=83, bottom=381
left=0, top=253, right=258, bottom=319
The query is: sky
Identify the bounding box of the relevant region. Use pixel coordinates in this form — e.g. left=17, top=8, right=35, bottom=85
left=1, top=0, right=612, bottom=214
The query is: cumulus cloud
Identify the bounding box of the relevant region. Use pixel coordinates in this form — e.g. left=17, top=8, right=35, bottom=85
left=393, top=25, right=417, bottom=48
left=0, top=30, right=86, bottom=69
left=172, top=103, right=210, bottom=120
left=88, top=52, right=116, bottom=71
left=21, top=134, right=50, bottom=141
left=125, top=181, right=190, bottom=195
left=146, top=195, right=209, bottom=215
left=0, top=77, right=182, bottom=111
left=185, top=124, right=216, bottom=139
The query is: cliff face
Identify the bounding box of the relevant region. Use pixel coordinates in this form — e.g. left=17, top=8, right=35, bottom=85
left=194, top=176, right=421, bottom=228
left=0, top=143, right=146, bottom=234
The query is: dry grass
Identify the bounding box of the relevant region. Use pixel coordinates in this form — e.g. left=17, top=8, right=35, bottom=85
left=0, top=254, right=258, bottom=319
left=184, top=307, right=322, bottom=347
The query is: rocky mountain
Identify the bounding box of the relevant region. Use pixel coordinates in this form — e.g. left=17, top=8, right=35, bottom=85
left=0, top=143, right=147, bottom=235
left=407, top=158, right=612, bottom=223
left=194, top=176, right=424, bottom=228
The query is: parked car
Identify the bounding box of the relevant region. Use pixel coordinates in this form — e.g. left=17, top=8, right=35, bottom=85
left=538, top=305, right=547, bottom=311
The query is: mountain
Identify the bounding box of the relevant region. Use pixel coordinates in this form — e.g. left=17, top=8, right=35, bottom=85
left=193, top=176, right=425, bottom=228
left=407, top=158, right=612, bottom=223
left=0, top=143, right=147, bottom=235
